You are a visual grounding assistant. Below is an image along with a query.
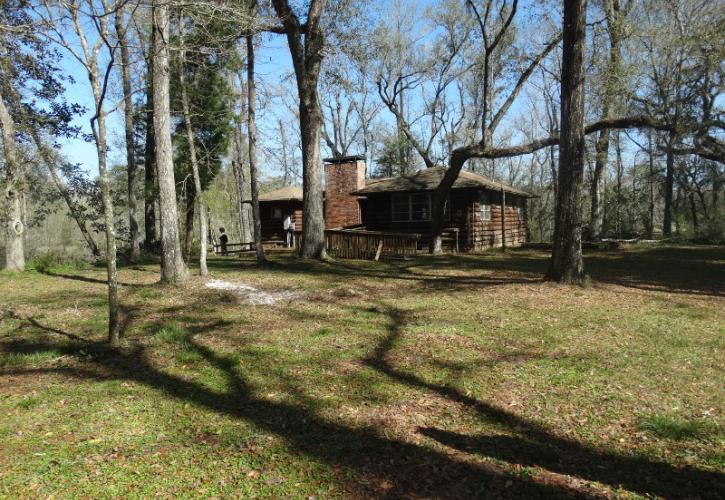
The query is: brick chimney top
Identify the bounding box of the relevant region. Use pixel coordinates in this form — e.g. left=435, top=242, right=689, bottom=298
left=323, top=155, right=366, bottom=164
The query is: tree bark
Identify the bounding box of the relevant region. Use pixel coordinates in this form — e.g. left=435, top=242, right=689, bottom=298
left=144, top=58, right=157, bottom=252
left=153, top=0, right=189, bottom=283
left=179, top=14, right=208, bottom=276
left=0, top=93, right=25, bottom=272
left=589, top=130, right=609, bottom=240
left=115, top=4, right=140, bottom=260
left=546, top=0, right=587, bottom=284
left=246, top=33, right=266, bottom=264
left=663, top=130, right=676, bottom=237
left=184, top=185, right=195, bottom=259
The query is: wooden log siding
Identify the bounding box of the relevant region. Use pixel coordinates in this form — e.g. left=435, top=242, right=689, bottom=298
left=325, top=229, right=419, bottom=260
left=470, top=193, right=528, bottom=249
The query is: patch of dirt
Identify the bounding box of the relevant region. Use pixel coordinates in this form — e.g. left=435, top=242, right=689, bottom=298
left=204, top=279, right=302, bottom=305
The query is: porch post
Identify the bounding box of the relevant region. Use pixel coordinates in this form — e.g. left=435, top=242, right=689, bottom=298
left=501, top=188, right=507, bottom=251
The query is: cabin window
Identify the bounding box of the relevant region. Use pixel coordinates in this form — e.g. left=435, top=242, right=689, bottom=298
left=272, top=207, right=282, bottom=219
left=391, top=193, right=449, bottom=222
left=479, top=193, right=491, bottom=221
left=516, top=205, right=524, bottom=222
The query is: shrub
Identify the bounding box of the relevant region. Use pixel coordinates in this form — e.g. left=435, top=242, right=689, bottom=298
left=30, top=250, right=89, bottom=273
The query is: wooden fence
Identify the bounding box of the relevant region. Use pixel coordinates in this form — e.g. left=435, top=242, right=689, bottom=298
left=325, top=229, right=420, bottom=260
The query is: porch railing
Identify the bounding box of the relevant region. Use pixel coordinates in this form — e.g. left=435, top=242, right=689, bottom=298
left=325, top=229, right=420, bottom=260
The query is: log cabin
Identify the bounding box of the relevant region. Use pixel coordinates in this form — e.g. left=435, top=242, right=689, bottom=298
left=258, top=155, right=534, bottom=251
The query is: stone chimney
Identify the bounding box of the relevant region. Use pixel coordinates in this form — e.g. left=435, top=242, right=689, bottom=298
left=324, top=155, right=366, bottom=229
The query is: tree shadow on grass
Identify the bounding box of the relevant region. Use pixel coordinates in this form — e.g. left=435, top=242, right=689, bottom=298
left=206, top=245, right=724, bottom=297
left=3, top=302, right=723, bottom=498
left=363, top=305, right=725, bottom=499
left=1, top=315, right=580, bottom=499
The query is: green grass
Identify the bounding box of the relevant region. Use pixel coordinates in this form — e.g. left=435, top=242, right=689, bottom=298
left=638, top=415, right=717, bottom=441
left=0, top=244, right=723, bottom=498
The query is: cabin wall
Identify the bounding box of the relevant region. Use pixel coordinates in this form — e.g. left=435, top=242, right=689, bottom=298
left=469, top=192, right=528, bottom=249
left=259, top=201, right=303, bottom=242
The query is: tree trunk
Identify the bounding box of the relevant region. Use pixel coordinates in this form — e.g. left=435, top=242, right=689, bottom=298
left=663, top=130, right=675, bottom=237
left=153, top=0, right=189, bottom=283
left=246, top=33, right=266, bottom=264
left=184, top=186, right=195, bottom=259
left=430, top=152, right=467, bottom=253
left=589, top=130, right=609, bottom=240
left=0, top=93, right=25, bottom=272
left=88, top=80, right=120, bottom=345
left=298, top=91, right=326, bottom=258
left=179, top=14, right=208, bottom=276
left=546, top=0, right=587, bottom=285
left=144, top=62, right=158, bottom=252
left=115, top=5, right=140, bottom=260
left=270, top=0, right=327, bottom=259
left=646, top=131, right=655, bottom=239
left=230, top=72, right=252, bottom=244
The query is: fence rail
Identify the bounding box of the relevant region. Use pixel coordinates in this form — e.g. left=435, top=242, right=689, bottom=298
left=325, top=229, right=419, bottom=260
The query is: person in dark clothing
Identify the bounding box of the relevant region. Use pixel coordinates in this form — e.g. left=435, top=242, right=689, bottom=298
left=219, top=227, right=229, bottom=255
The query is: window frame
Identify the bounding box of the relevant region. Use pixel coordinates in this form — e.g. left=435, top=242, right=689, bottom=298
left=390, top=193, right=450, bottom=222
left=479, top=192, right=492, bottom=221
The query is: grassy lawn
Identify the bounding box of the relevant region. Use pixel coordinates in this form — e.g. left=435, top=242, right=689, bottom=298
left=0, top=245, right=723, bottom=498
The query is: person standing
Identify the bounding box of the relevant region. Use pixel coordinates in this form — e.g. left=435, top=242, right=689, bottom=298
left=283, top=214, right=291, bottom=247
left=219, top=227, right=228, bottom=255
left=288, top=217, right=296, bottom=249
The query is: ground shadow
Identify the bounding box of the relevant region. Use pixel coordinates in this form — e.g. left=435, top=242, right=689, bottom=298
left=1, top=315, right=578, bottom=499
left=363, top=304, right=725, bottom=499
left=204, top=245, right=724, bottom=296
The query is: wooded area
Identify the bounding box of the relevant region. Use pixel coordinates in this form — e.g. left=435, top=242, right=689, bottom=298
left=0, top=0, right=723, bottom=497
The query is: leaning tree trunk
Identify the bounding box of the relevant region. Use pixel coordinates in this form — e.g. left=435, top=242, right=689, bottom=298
left=178, top=21, right=209, bottom=276
left=153, top=0, right=189, bottom=283
left=0, top=93, right=25, bottom=272
left=115, top=5, right=140, bottom=260
left=29, top=132, right=100, bottom=257
left=246, top=33, right=266, bottom=264
left=546, top=0, right=587, bottom=285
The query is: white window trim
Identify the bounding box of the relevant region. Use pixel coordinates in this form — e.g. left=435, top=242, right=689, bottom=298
left=479, top=193, right=491, bottom=221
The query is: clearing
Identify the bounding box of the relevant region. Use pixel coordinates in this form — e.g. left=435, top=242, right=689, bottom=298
left=0, top=245, right=723, bottom=498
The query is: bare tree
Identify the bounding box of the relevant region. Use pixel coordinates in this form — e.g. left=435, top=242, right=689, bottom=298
left=36, top=0, right=122, bottom=342
left=545, top=0, right=587, bottom=283
left=153, top=0, right=189, bottom=282
left=246, top=30, right=266, bottom=264
left=115, top=1, right=140, bottom=259
left=178, top=12, right=209, bottom=276
left=589, top=0, right=628, bottom=241
left=269, top=0, right=327, bottom=259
